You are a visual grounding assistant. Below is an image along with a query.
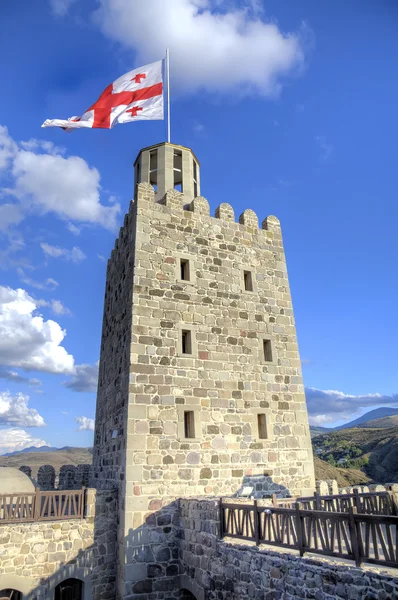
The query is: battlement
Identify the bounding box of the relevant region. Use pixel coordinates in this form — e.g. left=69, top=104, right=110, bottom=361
left=108, top=183, right=282, bottom=266
left=19, top=463, right=92, bottom=490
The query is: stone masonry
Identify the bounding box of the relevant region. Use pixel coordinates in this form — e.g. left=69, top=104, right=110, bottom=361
left=179, top=498, right=398, bottom=600
left=0, top=489, right=117, bottom=600
left=93, top=142, right=315, bottom=598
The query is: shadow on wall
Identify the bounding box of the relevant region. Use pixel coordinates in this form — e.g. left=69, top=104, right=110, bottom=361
left=0, top=474, right=291, bottom=600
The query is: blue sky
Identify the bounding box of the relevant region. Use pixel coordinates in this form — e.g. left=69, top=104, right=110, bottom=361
left=0, top=0, right=397, bottom=453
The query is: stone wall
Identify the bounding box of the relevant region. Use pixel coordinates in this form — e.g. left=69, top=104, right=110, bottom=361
left=0, top=488, right=117, bottom=600
left=179, top=498, right=398, bottom=600
left=93, top=176, right=315, bottom=597
left=18, top=464, right=92, bottom=490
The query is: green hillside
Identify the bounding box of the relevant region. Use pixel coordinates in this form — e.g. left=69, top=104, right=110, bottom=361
left=312, top=425, right=398, bottom=483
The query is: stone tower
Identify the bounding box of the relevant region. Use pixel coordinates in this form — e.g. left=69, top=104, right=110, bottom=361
left=93, top=141, right=315, bottom=598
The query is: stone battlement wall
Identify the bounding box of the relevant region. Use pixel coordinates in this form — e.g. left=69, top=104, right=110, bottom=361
left=109, top=183, right=282, bottom=265
left=179, top=498, right=398, bottom=600
left=18, top=464, right=92, bottom=490
left=0, top=488, right=117, bottom=600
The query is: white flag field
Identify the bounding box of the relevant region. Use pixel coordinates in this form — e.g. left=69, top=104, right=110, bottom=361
left=42, top=60, right=164, bottom=130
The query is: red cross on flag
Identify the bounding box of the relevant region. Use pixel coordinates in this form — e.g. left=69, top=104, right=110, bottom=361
left=42, top=60, right=164, bottom=130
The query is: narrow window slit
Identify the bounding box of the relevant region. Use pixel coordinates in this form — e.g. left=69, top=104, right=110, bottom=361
left=257, top=414, right=268, bottom=440
left=184, top=411, right=195, bottom=438
left=263, top=339, right=273, bottom=362
left=181, top=330, right=192, bottom=354
left=244, top=271, right=253, bottom=291
left=180, top=259, right=190, bottom=281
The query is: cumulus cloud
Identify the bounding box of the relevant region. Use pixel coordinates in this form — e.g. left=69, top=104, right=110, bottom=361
left=0, top=125, right=120, bottom=232
left=0, top=391, right=45, bottom=427
left=0, top=369, right=41, bottom=387
left=0, top=285, right=74, bottom=374
left=93, top=0, right=308, bottom=96
left=40, top=242, right=86, bottom=263
left=64, top=361, right=99, bottom=392
left=0, top=428, right=48, bottom=455
left=76, top=416, right=95, bottom=431
left=306, top=387, right=398, bottom=426
left=37, top=298, right=72, bottom=316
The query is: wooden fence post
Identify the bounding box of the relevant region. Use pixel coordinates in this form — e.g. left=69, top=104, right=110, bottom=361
left=353, top=488, right=361, bottom=512
left=253, top=499, right=260, bottom=546
left=219, top=498, right=224, bottom=539
left=272, top=494, right=277, bottom=508
left=295, top=502, right=305, bottom=557
left=80, top=487, right=86, bottom=519
left=33, top=487, right=41, bottom=521
left=348, top=506, right=361, bottom=567
left=314, top=492, right=321, bottom=510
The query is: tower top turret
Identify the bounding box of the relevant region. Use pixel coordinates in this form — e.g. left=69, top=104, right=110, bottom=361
left=134, top=142, right=200, bottom=202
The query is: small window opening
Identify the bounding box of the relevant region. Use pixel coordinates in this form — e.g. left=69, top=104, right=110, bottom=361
left=174, top=150, right=183, bottom=191
left=184, top=411, right=195, bottom=438
left=193, top=159, right=198, bottom=197
left=149, top=150, right=158, bottom=186
left=257, top=414, right=268, bottom=440
left=263, top=339, right=273, bottom=362
left=181, top=330, right=192, bottom=355
left=244, top=271, right=253, bottom=291
left=180, top=259, right=190, bottom=281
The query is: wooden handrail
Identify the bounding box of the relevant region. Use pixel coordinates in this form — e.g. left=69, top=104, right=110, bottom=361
left=0, top=489, right=86, bottom=524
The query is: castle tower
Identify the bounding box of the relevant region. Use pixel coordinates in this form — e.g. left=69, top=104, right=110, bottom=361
left=93, top=142, right=315, bottom=598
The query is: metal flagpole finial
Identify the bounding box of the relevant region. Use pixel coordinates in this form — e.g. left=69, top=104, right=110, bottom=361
left=166, top=48, right=171, bottom=143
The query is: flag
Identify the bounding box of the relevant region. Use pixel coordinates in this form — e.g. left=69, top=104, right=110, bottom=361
left=42, top=60, right=164, bottom=130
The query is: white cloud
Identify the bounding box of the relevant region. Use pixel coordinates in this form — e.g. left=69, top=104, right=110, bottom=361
left=0, top=428, right=48, bottom=455
left=0, top=391, right=45, bottom=427
left=0, top=369, right=41, bottom=387
left=50, top=0, right=78, bottom=17
left=315, top=135, right=333, bottom=161
left=0, top=125, right=17, bottom=171
left=37, top=298, right=72, bottom=316
left=0, top=204, right=24, bottom=232
left=93, top=0, right=308, bottom=96
left=306, top=387, right=398, bottom=425
left=17, top=268, right=59, bottom=291
left=64, top=361, right=98, bottom=392
left=0, top=125, right=121, bottom=232
left=0, top=285, right=74, bottom=374
left=66, top=222, right=81, bottom=235
left=76, top=416, right=95, bottom=431
left=40, top=242, right=86, bottom=263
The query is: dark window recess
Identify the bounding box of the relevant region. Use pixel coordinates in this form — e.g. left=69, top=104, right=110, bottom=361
left=244, top=271, right=253, bottom=291
left=193, top=159, right=198, bottom=197
left=257, top=414, right=268, bottom=440
left=263, top=339, right=273, bottom=362
left=180, top=259, right=190, bottom=281
left=0, top=591, right=22, bottom=600
left=174, top=150, right=183, bottom=191
left=54, top=579, right=83, bottom=600
left=149, top=150, right=158, bottom=184
left=184, top=411, right=195, bottom=438
left=181, top=330, right=192, bottom=354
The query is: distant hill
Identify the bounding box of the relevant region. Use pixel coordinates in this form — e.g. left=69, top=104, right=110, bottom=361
left=0, top=447, right=93, bottom=479
left=312, top=425, right=398, bottom=483
left=310, top=425, right=330, bottom=437
left=354, top=414, right=398, bottom=429
left=3, top=445, right=61, bottom=457
left=314, top=457, right=370, bottom=488
left=334, top=407, right=398, bottom=430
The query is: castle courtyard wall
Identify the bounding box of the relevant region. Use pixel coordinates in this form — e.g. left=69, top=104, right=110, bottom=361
left=179, top=498, right=398, bottom=600
left=0, top=489, right=117, bottom=600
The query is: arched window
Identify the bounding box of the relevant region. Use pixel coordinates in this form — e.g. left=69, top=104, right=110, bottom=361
left=54, top=579, right=83, bottom=600
left=180, top=591, right=198, bottom=599
left=0, top=590, right=22, bottom=600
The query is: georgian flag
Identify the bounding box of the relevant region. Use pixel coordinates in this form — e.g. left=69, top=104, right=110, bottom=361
left=42, top=60, right=164, bottom=130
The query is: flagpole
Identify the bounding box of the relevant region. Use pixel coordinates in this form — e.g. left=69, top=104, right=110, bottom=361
left=166, top=48, right=171, bottom=143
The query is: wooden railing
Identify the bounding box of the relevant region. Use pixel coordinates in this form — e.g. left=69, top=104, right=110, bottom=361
left=0, top=488, right=86, bottom=523
left=273, top=490, right=397, bottom=516
left=220, top=499, right=398, bottom=568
